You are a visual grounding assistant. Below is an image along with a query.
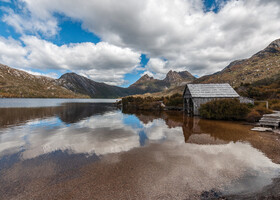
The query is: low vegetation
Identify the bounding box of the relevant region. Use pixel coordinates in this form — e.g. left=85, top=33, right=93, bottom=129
left=121, top=93, right=183, bottom=111
left=163, top=93, right=183, bottom=107
left=199, top=98, right=274, bottom=122
left=199, top=99, right=250, bottom=120
left=246, top=110, right=262, bottom=123
left=123, top=91, right=276, bottom=122
left=269, top=99, right=280, bottom=111
left=234, top=73, right=280, bottom=113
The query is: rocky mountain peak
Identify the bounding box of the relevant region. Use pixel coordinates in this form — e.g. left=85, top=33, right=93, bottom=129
left=178, top=71, right=196, bottom=80
left=59, top=72, right=80, bottom=79
left=142, top=74, right=153, bottom=79
left=164, top=70, right=182, bottom=83
left=164, top=70, right=196, bottom=85
left=268, top=38, right=280, bottom=49
left=254, top=38, right=280, bottom=58
left=135, top=74, right=154, bottom=83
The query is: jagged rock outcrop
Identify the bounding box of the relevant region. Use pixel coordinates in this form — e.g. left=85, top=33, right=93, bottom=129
left=164, top=70, right=196, bottom=86
left=134, top=74, right=154, bottom=84
left=128, top=70, right=196, bottom=94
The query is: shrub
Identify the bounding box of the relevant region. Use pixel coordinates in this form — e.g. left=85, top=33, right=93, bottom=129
left=271, top=103, right=280, bottom=111
left=121, top=93, right=184, bottom=111
left=246, top=110, right=261, bottom=122
left=254, top=105, right=273, bottom=115
left=165, top=93, right=183, bottom=107
left=199, top=99, right=250, bottom=120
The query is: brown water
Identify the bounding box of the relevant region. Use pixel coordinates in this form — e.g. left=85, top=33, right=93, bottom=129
left=0, top=101, right=280, bottom=199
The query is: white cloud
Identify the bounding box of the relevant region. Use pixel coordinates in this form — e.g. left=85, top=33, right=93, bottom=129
left=146, top=58, right=168, bottom=79
left=14, top=0, right=280, bottom=77
left=1, top=7, right=58, bottom=37
left=0, top=35, right=141, bottom=85
left=1, top=0, right=280, bottom=82
left=0, top=36, right=27, bottom=67
left=21, top=36, right=141, bottom=85
left=20, top=69, right=59, bottom=79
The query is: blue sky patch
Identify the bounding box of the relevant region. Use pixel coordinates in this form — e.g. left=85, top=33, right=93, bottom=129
left=52, top=14, right=101, bottom=45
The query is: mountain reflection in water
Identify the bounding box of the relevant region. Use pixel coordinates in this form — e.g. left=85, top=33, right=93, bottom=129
left=0, top=102, right=280, bottom=199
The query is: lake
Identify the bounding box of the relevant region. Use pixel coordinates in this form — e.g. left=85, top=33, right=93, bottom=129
left=0, top=99, right=280, bottom=199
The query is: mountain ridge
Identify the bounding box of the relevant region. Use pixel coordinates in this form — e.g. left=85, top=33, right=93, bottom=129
left=194, top=38, right=280, bottom=87
left=127, top=70, right=196, bottom=94
left=58, top=72, right=130, bottom=98
left=59, top=69, right=196, bottom=98
left=0, top=63, right=195, bottom=98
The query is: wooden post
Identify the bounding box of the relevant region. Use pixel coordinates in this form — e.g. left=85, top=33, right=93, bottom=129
left=266, top=101, right=269, bottom=109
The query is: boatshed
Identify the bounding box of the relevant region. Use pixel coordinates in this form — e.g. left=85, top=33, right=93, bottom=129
left=183, top=83, right=241, bottom=115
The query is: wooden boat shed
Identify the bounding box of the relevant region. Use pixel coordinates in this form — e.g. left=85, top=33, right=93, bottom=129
left=183, top=83, right=243, bottom=115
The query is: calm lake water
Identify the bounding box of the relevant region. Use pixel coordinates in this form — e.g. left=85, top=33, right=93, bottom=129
left=0, top=99, right=280, bottom=199
left=0, top=98, right=117, bottom=108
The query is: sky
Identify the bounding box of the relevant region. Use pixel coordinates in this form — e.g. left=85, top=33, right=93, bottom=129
left=0, top=0, right=279, bottom=87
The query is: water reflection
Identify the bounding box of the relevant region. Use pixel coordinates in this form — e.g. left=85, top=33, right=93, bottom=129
left=0, top=103, right=280, bottom=199
left=0, top=104, right=279, bottom=164
left=0, top=103, right=117, bottom=128
left=0, top=110, right=139, bottom=159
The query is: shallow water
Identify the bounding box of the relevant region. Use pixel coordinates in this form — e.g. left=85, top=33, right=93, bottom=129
left=0, top=101, right=280, bottom=199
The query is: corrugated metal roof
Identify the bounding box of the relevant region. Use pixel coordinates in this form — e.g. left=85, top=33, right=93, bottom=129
left=186, top=83, right=239, bottom=98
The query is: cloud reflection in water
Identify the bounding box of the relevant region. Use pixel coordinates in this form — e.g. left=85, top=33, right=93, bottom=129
left=0, top=104, right=280, bottom=197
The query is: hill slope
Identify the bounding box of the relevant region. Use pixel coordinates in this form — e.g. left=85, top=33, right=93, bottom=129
left=0, top=64, right=89, bottom=98
left=195, top=39, right=280, bottom=87
left=58, top=73, right=131, bottom=98
left=236, top=73, right=280, bottom=100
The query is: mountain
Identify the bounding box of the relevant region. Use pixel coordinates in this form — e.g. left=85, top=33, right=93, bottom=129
left=128, top=70, right=196, bottom=94
left=58, top=73, right=130, bottom=98
left=0, top=64, right=89, bottom=98
left=0, top=63, right=196, bottom=98
left=128, top=74, right=168, bottom=93
left=195, top=38, right=280, bottom=87
left=164, top=70, right=196, bottom=86
left=58, top=70, right=196, bottom=98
